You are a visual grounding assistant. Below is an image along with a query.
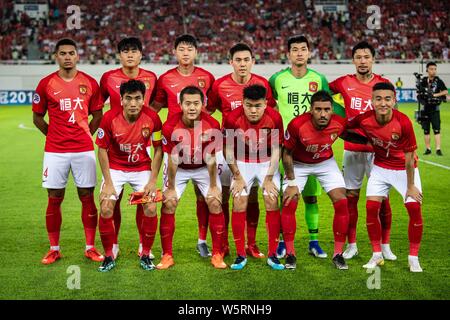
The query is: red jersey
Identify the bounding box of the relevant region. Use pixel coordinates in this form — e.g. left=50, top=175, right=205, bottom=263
left=329, top=74, right=392, bottom=152
left=223, top=107, right=283, bottom=163
left=99, top=68, right=157, bottom=112
left=154, top=67, right=215, bottom=118
left=95, top=107, right=162, bottom=172
left=348, top=109, right=418, bottom=170
left=207, top=73, right=276, bottom=125
left=284, top=113, right=346, bottom=164
left=162, top=111, right=221, bottom=170
left=32, top=71, right=103, bottom=153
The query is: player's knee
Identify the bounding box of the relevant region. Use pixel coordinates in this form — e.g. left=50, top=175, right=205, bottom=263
left=48, top=189, right=65, bottom=198
left=346, top=189, right=360, bottom=198
left=100, top=201, right=114, bottom=218
left=303, top=195, right=317, bottom=204
left=77, top=187, right=94, bottom=198
left=163, top=199, right=178, bottom=213
left=207, top=198, right=222, bottom=213
left=143, top=203, right=157, bottom=217
left=232, top=196, right=248, bottom=212
left=433, top=129, right=440, bottom=135
left=264, top=196, right=279, bottom=211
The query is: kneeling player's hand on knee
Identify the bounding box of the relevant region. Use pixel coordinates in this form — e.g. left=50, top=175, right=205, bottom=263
left=262, top=178, right=279, bottom=200
left=163, top=188, right=178, bottom=203
left=283, top=186, right=299, bottom=206
left=100, top=183, right=117, bottom=202
left=231, top=176, right=247, bottom=198
left=406, top=186, right=423, bottom=204
left=207, top=186, right=222, bottom=204
left=143, top=182, right=158, bottom=202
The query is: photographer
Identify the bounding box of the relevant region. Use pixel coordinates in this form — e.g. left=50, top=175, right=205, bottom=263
left=419, top=62, right=447, bottom=156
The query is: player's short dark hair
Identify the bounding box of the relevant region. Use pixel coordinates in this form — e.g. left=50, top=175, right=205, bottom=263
left=352, top=41, right=375, bottom=58
left=54, top=38, right=77, bottom=53
left=310, top=90, right=333, bottom=107
left=120, top=79, right=146, bottom=97
left=287, top=35, right=310, bottom=51
left=372, top=82, right=396, bottom=93
left=175, top=34, right=198, bottom=49
left=426, top=61, right=437, bottom=69
left=180, top=86, right=204, bottom=104
left=229, top=43, right=253, bottom=59
left=117, top=37, right=143, bottom=52
left=243, top=85, right=267, bottom=101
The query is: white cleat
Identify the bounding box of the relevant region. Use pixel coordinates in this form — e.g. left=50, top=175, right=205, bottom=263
left=112, top=244, right=120, bottom=260
left=408, top=255, right=423, bottom=272
left=381, top=244, right=397, bottom=261
left=342, top=244, right=358, bottom=260
left=363, top=253, right=384, bottom=269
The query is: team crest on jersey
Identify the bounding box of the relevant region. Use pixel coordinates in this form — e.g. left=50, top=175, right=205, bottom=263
left=330, top=132, right=338, bottom=141
left=97, top=128, right=104, bottom=139
left=198, top=78, right=206, bottom=88
left=391, top=132, right=400, bottom=141
left=33, top=93, right=40, bottom=104
left=142, top=127, right=150, bottom=138
left=309, top=82, right=318, bottom=92
left=79, top=85, right=88, bottom=95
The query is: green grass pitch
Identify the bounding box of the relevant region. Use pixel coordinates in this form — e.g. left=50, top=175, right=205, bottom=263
left=0, top=103, right=448, bottom=299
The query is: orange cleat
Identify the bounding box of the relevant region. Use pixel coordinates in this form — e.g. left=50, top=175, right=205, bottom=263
left=41, top=250, right=61, bottom=265
left=156, top=254, right=175, bottom=270
left=85, top=248, right=105, bottom=262
left=211, top=253, right=227, bottom=269
left=246, top=244, right=265, bottom=258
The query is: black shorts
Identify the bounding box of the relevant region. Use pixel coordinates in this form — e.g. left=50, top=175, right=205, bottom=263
left=421, top=110, right=441, bottom=134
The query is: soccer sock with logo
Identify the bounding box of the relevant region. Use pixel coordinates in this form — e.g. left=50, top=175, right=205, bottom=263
left=405, top=202, right=423, bottom=256
left=136, top=204, right=144, bottom=245
left=333, top=198, right=349, bottom=256
left=209, top=212, right=225, bottom=256
left=222, top=201, right=230, bottom=249
left=304, top=202, right=319, bottom=241
left=380, top=197, right=392, bottom=244
left=196, top=200, right=209, bottom=242
left=266, top=210, right=281, bottom=257
left=140, top=214, right=158, bottom=256
left=246, top=201, right=259, bottom=247
left=112, top=191, right=123, bottom=244
left=281, top=200, right=298, bottom=256
left=347, top=195, right=359, bottom=244
left=79, top=194, right=98, bottom=247
left=160, top=211, right=175, bottom=256
left=46, top=196, right=63, bottom=249
left=366, top=200, right=382, bottom=253
left=231, top=211, right=246, bottom=257
left=99, top=216, right=115, bottom=258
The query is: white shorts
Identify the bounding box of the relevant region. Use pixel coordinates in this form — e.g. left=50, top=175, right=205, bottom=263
left=101, top=169, right=151, bottom=201
left=343, top=150, right=374, bottom=190
left=366, top=165, right=422, bottom=203
left=231, top=160, right=280, bottom=196
left=216, top=151, right=232, bottom=187
left=42, top=151, right=96, bottom=189
left=283, top=157, right=345, bottom=194
left=163, top=162, right=221, bottom=200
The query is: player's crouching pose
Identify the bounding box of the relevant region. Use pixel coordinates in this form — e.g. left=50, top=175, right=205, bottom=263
left=96, top=80, right=163, bottom=272
left=223, top=85, right=284, bottom=270
left=159, top=86, right=226, bottom=270
left=348, top=82, right=424, bottom=272
left=281, top=90, right=368, bottom=270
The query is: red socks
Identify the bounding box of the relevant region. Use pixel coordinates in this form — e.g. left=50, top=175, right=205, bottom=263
left=347, top=195, right=359, bottom=244
left=380, top=198, right=392, bottom=244
left=140, top=215, right=158, bottom=256
left=405, top=202, right=423, bottom=256
left=246, top=201, right=259, bottom=246
left=46, top=197, right=63, bottom=247
left=99, top=216, right=115, bottom=257
left=222, top=201, right=230, bottom=248
left=266, top=210, right=281, bottom=257
left=79, top=194, right=98, bottom=247
left=160, top=211, right=175, bottom=256
left=113, top=191, right=123, bottom=244
left=366, top=200, right=382, bottom=252
left=136, top=204, right=144, bottom=244
left=196, top=200, right=209, bottom=241
left=209, top=212, right=225, bottom=256
left=231, top=211, right=246, bottom=257
left=281, top=200, right=298, bottom=256
left=333, top=198, right=349, bottom=256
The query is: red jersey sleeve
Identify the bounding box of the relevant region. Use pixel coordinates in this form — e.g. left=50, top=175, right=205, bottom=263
left=153, top=76, right=167, bottom=106
left=99, top=72, right=110, bottom=103
left=206, top=81, right=220, bottom=113
left=400, top=115, right=417, bottom=153
left=149, top=110, right=163, bottom=147
left=284, top=119, right=299, bottom=151
left=95, top=111, right=113, bottom=149
left=88, top=77, right=103, bottom=113
left=32, top=76, right=50, bottom=114
left=265, top=82, right=277, bottom=108
left=162, top=122, right=175, bottom=153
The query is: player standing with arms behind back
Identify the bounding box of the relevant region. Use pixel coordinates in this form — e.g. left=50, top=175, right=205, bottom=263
left=33, top=38, right=104, bottom=264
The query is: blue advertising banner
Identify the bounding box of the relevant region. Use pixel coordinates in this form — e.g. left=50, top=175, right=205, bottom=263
left=0, top=90, right=35, bottom=106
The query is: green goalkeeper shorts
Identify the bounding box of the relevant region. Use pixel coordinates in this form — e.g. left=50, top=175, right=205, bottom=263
left=279, top=160, right=322, bottom=197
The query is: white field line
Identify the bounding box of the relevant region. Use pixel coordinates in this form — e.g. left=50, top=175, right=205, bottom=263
left=18, top=123, right=38, bottom=131
left=419, top=159, right=450, bottom=171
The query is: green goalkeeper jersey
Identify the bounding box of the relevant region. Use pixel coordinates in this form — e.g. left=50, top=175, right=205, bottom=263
left=269, top=67, right=335, bottom=127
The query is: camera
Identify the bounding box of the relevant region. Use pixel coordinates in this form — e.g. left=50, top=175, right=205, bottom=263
left=413, top=72, right=443, bottom=123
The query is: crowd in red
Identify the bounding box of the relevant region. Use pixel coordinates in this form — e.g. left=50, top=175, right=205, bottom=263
left=1, top=0, right=448, bottom=63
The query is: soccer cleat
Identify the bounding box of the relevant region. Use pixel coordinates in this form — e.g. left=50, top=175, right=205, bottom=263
left=408, top=255, right=423, bottom=272
left=41, top=250, right=61, bottom=265
left=211, top=253, right=227, bottom=269
left=424, top=149, right=431, bottom=155
left=230, top=256, right=247, bottom=270
left=246, top=244, right=265, bottom=258
left=98, top=256, right=116, bottom=272
left=381, top=244, right=397, bottom=261
left=196, top=242, right=212, bottom=258
left=308, top=240, right=328, bottom=258
left=156, top=254, right=175, bottom=270
left=343, top=244, right=359, bottom=260
left=332, top=253, right=349, bottom=270
left=85, top=247, right=105, bottom=262
left=285, top=254, right=297, bottom=270
left=267, top=255, right=285, bottom=270
left=436, top=149, right=443, bottom=156
left=137, top=244, right=155, bottom=260
left=140, top=255, right=156, bottom=271
left=276, top=240, right=287, bottom=259
left=363, top=253, right=384, bottom=269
